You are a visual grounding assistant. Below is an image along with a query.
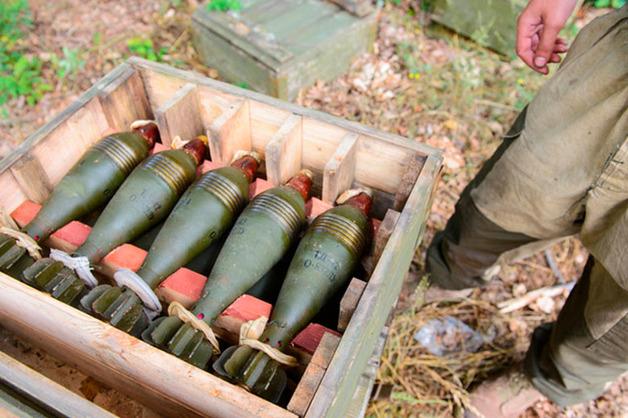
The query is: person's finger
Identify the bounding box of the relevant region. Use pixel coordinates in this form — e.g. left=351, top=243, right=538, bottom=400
left=549, top=53, right=562, bottom=63
left=533, top=20, right=563, bottom=70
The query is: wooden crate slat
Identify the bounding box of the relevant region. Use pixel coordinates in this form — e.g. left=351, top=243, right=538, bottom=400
left=284, top=12, right=355, bottom=56
left=239, top=0, right=299, bottom=24
left=322, top=132, right=359, bottom=204
left=249, top=100, right=293, bottom=151
left=9, top=153, right=53, bottom=205
left=97, top=67, right=153, bottom=132
left=29, top=123, right=83, bottom=187
left=307, top=155, right=441, bottom=417
left=287, top=332, right=341, bottom=415
left=155, top=83, right=205, bottom=146
left=207, top=98, right=252, bottom=164
left=265, top=114, right=303, bottom=186
left=337, top=278, right=366, bottom=333
left=0, top=351, right=116, bottom=417
left=258, top=1, right=339, bottom=44
left=65, top=97, right=110, bottom=152
left=393, top=152, right=427, bottom=211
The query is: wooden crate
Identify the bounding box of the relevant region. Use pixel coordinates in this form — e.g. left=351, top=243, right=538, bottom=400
left=0, top=57, right=442, bottom=417
left=191, top=0, right=377, bottom=101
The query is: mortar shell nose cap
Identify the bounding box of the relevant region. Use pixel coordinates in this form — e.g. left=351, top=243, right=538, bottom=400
left=195, top=135, right=209, bottom=147
left=299, top=169, right=314, bottom=181
left=335, top=187, right=373, bottom=205
left=232, top=150, right=264, bottom=165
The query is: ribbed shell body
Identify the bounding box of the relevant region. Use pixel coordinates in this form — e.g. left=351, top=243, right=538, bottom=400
left=260, top=204, right=369, bottom=346
left=192, top=185, right=306, bottom=322
left=22, top=132, right=150, bottom=242
left=74, top=149, right=197, bottom=264
left=137, top=167, right=250, bottom=289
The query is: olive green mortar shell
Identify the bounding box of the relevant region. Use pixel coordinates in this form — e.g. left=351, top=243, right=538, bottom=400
left=133, top=166, right=251, bottom=290
left=214, top=200, right=370, bottom=401
left=73, top=148, right=198, bottom=265
left=21, top=132, right=152, bottom=243
left=190, top=183, right=307, bottom=324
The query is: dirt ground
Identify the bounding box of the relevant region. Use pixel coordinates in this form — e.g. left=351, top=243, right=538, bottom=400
left=1, top=1, right=626, bottom=417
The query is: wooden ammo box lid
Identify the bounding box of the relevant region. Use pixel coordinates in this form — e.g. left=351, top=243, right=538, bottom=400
left=0, top=58, right=442, bottom=417
left=191, top=0, right=377, bottom=101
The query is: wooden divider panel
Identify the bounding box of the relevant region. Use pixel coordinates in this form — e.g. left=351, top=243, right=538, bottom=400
left=322, top=132, right=359, bottom=204
left=155, top=83, right=205, bottom=146
left=265, top=114, right=303, bottom=186
left=207, top=98, right=252, bottom=164
left=371, top=209, right=401, bottom=275
left=337, top=278, right=366, bottom=332
left=393, top=151, right=426, bottom=211
left=288, top=332, right=341, bottom=416
left=9, top=153, right=54, bottom=205
left=97, top=68, right=152, bottom=132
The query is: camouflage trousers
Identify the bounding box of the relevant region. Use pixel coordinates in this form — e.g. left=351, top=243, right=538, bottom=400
left=426, top=5, right=628, bottom=407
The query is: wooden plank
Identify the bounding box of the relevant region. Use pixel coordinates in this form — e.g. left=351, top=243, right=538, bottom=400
left=265, top=114, right=303, bottom=186
left=322, top=132, right=358, bottom=204
left=283, top=11, right=356, bottom=56
left=9, top=153, right=54, bottom=205
left=97, top=67, right=152, bottom=132
left=207, top=98, right=252, bottom=164
left=0, top=172, right=26, bottom=215
left=0, top=273, right=296, bottom=418
left=258, top=1, right=338, bottom=42
left=325, top=0, right=373, bottom=17
left=337, top=278, right=366, bottom=332
left=287, top=332, right=341, bottom=416
left=154, top=83, right=205, bottom=146
left=240, top=0, right=300, bottom=24
left=0, top=351, right=116, bottom=417
left=65, top=97, right=110, bottom=152
left=306, top=155, right=441, bottom=417
left=393, top=152, right=426, bottom=211
left=371, top=209, right=401, bottom=274
left=249, top=101, right=293, bottom=151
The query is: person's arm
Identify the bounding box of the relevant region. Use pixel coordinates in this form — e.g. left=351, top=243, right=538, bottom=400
left=516, top=0, right=578, bottom=74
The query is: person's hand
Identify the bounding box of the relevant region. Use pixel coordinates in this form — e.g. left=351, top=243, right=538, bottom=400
left=516, top=0, right=578, bottom=74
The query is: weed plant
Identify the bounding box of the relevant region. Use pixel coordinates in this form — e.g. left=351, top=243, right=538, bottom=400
left=0, top=1, right=52, bottom=115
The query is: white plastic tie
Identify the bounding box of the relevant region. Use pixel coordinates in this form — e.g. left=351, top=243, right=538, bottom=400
left=239, top=316, right=299, bottom=367
left=0, top=227, right=42, bottom=260
left=114, top=268, right=162, bottom=312
left=49, top=249, right=98, bottom=289
left=335, top=187, right=373, bottom=205
left=168, top=301, right=221, bottom=354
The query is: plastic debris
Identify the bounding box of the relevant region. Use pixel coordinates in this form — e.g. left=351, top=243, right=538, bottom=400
left=414, top=316, right=490, bottom=356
